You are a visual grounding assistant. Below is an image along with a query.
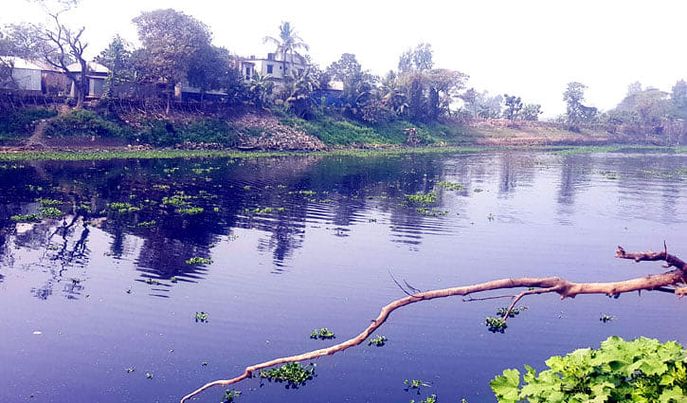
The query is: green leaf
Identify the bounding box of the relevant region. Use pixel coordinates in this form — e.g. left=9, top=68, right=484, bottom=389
left=490, top=369, right=521, bottom=402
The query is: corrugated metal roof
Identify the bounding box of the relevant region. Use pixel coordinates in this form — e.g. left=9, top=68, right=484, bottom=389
left=0, top=56, right=44, bottom=70
left=67, top=61, right=109, bottom=74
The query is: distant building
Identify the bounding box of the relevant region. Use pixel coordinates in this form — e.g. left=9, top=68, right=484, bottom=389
left=67, top=61, right=110, bottom=99
left=239, top=52, right=307, bottom=83
left=0, top=56, right=69, bottom=95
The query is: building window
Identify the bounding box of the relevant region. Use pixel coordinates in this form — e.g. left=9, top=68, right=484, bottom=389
left=267, top=53, right=275, bottom=61
left=266, top=64, right=273, bottom=74
left=245, top=67, right=251, bottom=79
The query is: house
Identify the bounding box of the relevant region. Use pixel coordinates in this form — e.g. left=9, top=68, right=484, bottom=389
left=239, top=52, right=307, bottom=83
left=66, top=61, right=109, bottom=99
left=0, top=56, right=69, bottom=95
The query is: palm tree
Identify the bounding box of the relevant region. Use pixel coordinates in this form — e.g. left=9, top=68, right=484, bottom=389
left=263, top=21, right=309, bottom=81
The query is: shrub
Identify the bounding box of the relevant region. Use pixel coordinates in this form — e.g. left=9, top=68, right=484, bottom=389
left=45, top=110, right=126, bottom=138
left=0, top=107, right=57, bottom=138
left=491, top=336, right=687, bottom=402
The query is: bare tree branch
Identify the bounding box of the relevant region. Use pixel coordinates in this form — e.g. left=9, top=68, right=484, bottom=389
left=180, top=246, right=687, bottom=402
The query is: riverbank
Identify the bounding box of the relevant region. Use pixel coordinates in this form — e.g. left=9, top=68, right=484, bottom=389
left=1, top=144, right=685, bottom=162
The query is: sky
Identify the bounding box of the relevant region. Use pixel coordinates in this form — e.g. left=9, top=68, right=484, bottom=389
left=2, top=0, right=686, bottom=117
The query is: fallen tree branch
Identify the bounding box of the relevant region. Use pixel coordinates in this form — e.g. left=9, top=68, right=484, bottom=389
left=180, top=246, right=687, bottom=402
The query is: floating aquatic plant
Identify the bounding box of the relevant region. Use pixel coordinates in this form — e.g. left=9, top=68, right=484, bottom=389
left=10, top=213, right=41, bottom=222
left=259, top=362, right=315, bottom=387
left=185, top=257, right=212, bottom=265
left=195, top=312, right=209, bottom=323
left=310, top=328, right=336, bottom=340
left=176, top=206, right=204, bottom=215
left=222, top=389, right=241, bottom=402
left=436, top=181, right=464, bottom=191
left=368, top=335, right=387, bottom=347
left=404, top=192, right=437, bottom=206
left=600, top=313, right=615, bottom=323
left=404, top=379, right=431, bottom=392
left=410, top=394, right=438, bottom=403
left=485, top=316, right=508, bottom=333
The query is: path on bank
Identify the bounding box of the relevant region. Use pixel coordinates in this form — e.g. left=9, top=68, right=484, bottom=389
left=26, top=104, right=71, bottom=147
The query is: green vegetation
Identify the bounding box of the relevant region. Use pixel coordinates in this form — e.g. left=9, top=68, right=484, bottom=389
left=496, top=306, right=527, bottom=318
left=0, top=107, right=57, bottom=140
left=176, top=206, right=204, bottom=215
left=485, top=316, right=508, bottom=333
left=45, top=110, right=127, bottom=138
left=404, top=379, right=431, bottom=392
left=108, top=202, right=141, bottom=213
left=436, top=181, right=464, bottom=191
left=410, top=394, right=437, bottom=403
left=10, top=213, right=41, bottom=222
left=38, top=207, right=63, bottom=218
left=259, top=362, right=315, bottom=387
left=185, top=257, right=212, bottom=265
left=491, top=336, right=687, bottom=402
left=222, top=389, right=241, bottom=403
left=194, top=311, right=209, bottom=322
left=368, top=335, right=387, bottom=347
left=310, top=328, right=335, bottom=340
left=415, top=207, right=448, bottom=217
left=136, top=220, right=157, bottom=228
left=36, top=198, right=62, bottom=207
left=405, top=192, right=437, bottom=206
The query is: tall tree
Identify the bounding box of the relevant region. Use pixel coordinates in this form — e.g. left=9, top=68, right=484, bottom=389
left=95, top=35, right=133, bottom=98
left=326, top=53, right=376, bottom=119
left=263, top=21, right=309, bottom=80
left=398, top=43, right=433, bottom=73
left=10, top=0, right=90, bottom=107
left=671, top=80, right=687, bottom=120
left=132, top=9, right=212, bottom=113
left=563, top=82, right=596, bottom=131
left=503, top=94, right=523, bottom=122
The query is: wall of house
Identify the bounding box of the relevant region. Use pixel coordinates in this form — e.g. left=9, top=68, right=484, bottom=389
left=7, top=68, right=42, bottom=92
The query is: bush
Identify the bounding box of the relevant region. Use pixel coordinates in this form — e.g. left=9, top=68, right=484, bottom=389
left=45, top=110, right=126, bottom=138
left=491, top=336, right=687, bottom=402
left=134, top=118, right=239, bottom=147
left=0, top=107, right=57, bottom=138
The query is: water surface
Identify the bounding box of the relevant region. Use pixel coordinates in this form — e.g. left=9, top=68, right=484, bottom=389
left=1, top=150, right=686, bottom=402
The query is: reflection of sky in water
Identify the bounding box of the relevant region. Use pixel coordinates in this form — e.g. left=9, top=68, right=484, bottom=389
left=0, top=151, right=686, bottom=402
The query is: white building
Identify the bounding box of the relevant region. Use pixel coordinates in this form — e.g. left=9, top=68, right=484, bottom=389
left=0, top=56, right=43, bottom=92
left=67, top=61, right=110, bottom=98
left=240, top=52, right=307, bottom=82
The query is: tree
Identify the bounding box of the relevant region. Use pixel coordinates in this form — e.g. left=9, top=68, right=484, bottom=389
left=263, top=21, right=309, bottom=81
left=671, top=80, right=687, bottom=120
left=95, top=35, right=133, bottom=98
left=181, top=245, right=687, bottom=403
left=8, top=1, right=90, bottom=107
left=563, top=82, right=597, bottom=131
left=326, top=53, right=377, bottom=119
left=284, top=66, right=319, bottom=118
left=520, top=103, right=542, bottom=121
left=186, top=45, right=236, bottom=102
left=245, top=73, right=273, bottom=110
left=503, top=94, right=523, bottom=122
left=132, top=9, right=212, bottom=113
left=398, top=43, right=433, bottom=73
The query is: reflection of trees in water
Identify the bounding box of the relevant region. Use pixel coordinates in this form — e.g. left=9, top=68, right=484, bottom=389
left=498, top=152, right=538, bottom=197
left=9, top=152, right=679, bottom=298
left=557, top=154, right=594, bottom=223
left=3, top=215, right=92, bottom=300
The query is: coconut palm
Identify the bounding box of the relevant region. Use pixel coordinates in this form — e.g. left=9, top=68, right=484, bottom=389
left=262, top=21, right=309, bottom=80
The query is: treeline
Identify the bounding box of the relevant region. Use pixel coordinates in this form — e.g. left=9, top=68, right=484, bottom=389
left=1, top=1, right=686, bottom=144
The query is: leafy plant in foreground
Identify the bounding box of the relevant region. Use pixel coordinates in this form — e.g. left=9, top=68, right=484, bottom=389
left=491, top=336, right=687, bottom=402
left=259, top=362, right=315, bottom=388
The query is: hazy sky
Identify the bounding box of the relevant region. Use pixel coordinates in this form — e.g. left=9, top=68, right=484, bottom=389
left=2, top=0, right=686, bottom=116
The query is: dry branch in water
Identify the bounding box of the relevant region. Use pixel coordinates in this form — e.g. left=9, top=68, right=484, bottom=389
left=180, top=245, right=687, bottom=402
